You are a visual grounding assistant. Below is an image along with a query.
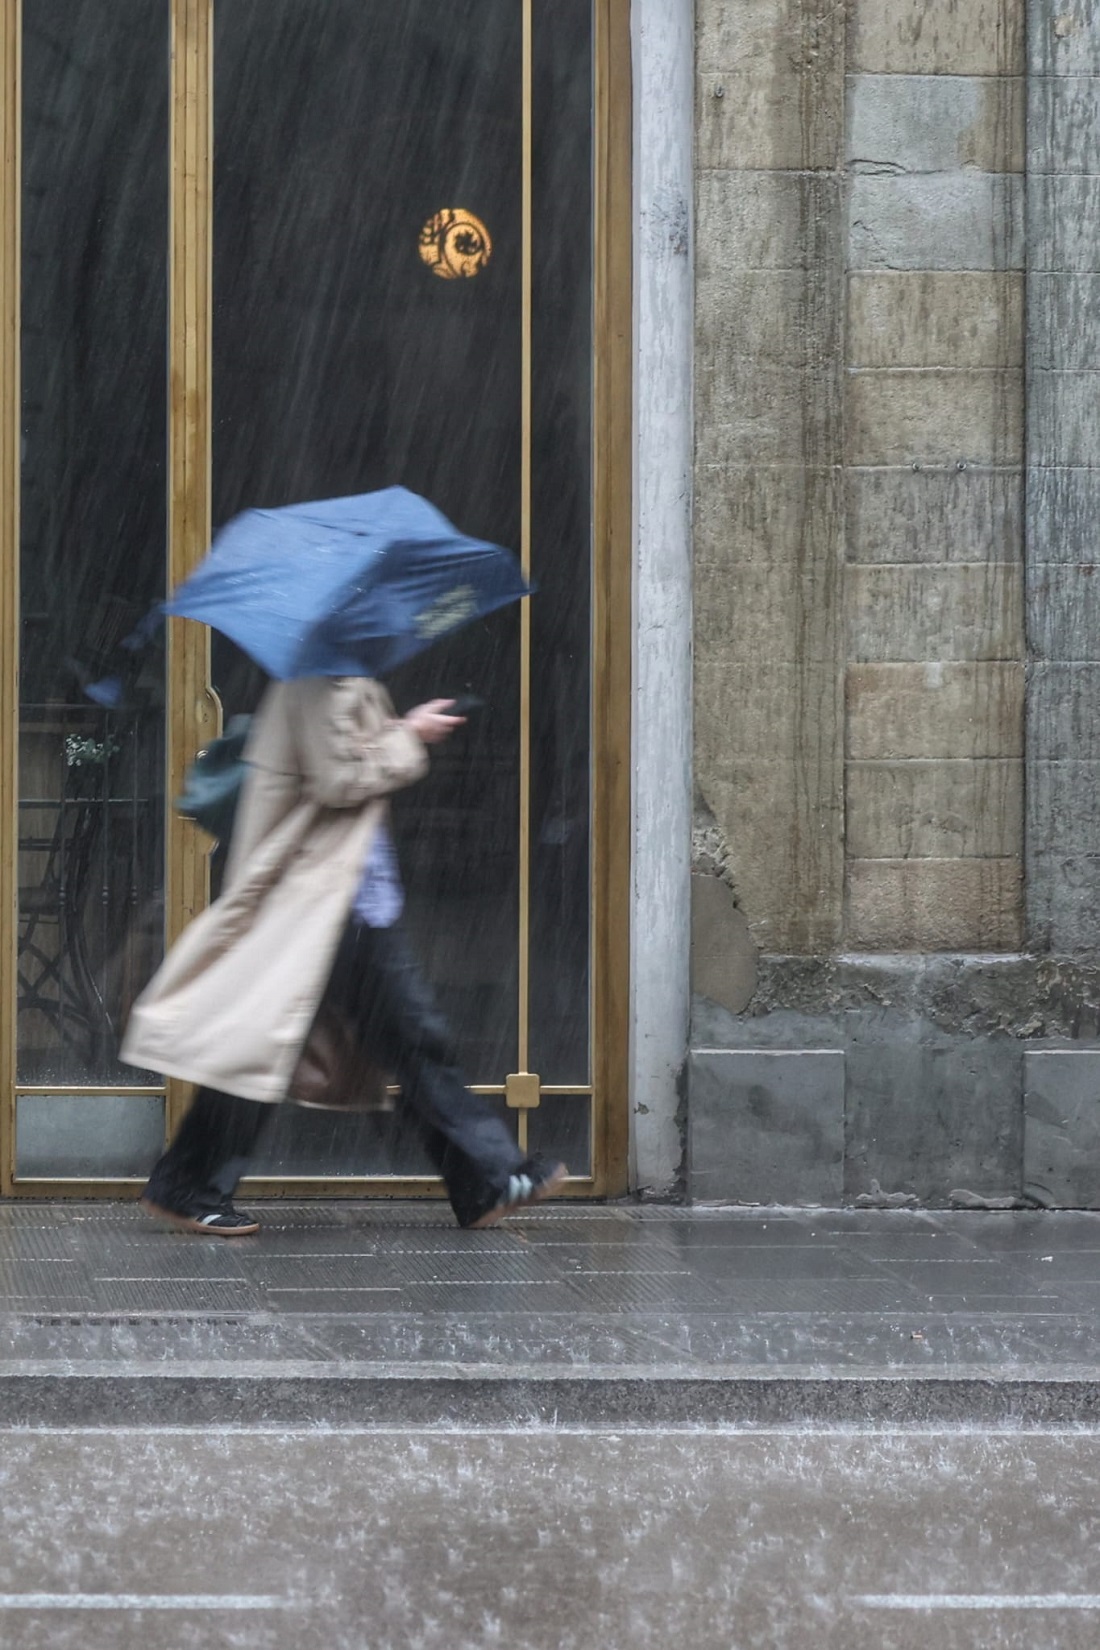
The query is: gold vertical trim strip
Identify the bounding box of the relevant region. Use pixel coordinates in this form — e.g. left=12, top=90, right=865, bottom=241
left=0, top=0, right=19, bottom=1194
left=517, top=0, right=533, bottom=1154
left=166, top=0, right=216, bottom=1135
left=591, top=0, right=633, bottom=1195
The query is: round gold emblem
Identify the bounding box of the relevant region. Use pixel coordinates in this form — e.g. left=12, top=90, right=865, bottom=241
left=418, top=209, right=493, bottom=280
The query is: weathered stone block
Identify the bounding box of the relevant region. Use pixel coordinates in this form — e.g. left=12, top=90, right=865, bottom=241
left=702, top=755, right=850, bottom=924
left=849, top=174, right=1024, bottom=271
left=1027, top=762, right=1100, bottom=853
left=1025, top=1049, right=1100, bottom=1207
left=702, top=952, right=1100, bottom=1046
left=697, top=67, right=842, bottom=172
left=1027, top=0, right=1100, bottom=75
left=697, top=758, right=844, bottom=952
left=697, top=663, right=845, bottom=764
left=1028, top=275, right=1100, bottom=369
left=696, top=171, right=843, bottom=272
left=846, top=468, right=1023, bottom=564
left=1029, top=564, right=1100, bottom=661
left=847, top=759, right=1023, bottom=859
left=699, top=0, right=846, bottom=73
left=697, top=558, right=839, bottom=667
left=847, top=74, right=1024, bottom=174
left=846, top=1032, right=1023, bottom=1202
left=1029, top=664, right=1100, bottom=760
left=847, top=369, right=1023, bottom=467
left=848, top=273, right=1023, bottom=369
left=847, top=663, right=1025, bottom=760
left=850, top=0, right=1023, bottom=76
left=1027, top=467, right=1100, bottom=561
left=1028, top=370, right=1100, bottom=467
left=699, top=271, right=843, bottom=371
left=1027, top=852, right=1100, bottom=951
left=1029, top=76, right=1100, bottom=173
left=846, top=564, right=1024, bottom=663
left=847, top=858, right=1023, bottom=949
left=696, top=466, right=842, bottom=570
left=689, top=1049, right=845, bottom=1204
left=698, top=366, right=842, bottom=468
left=1028, top=176, right=1100, bottom=272
left=691, top=874, right=759, bottom=1016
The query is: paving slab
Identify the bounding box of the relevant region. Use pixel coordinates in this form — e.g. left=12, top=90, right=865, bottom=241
left=1, top=1202, right=1100, bottom=1423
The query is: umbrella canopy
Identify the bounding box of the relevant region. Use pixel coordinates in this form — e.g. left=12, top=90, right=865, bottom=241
left=164, top=486, right=530, bottom=679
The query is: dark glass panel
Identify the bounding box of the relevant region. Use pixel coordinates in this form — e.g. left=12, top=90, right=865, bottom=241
left=528, top=0, right=593, bottom=1084
left=212, top=0, right=523, bottom=1111
left=247, top=1093, right=517, bottom=1179
left=17, top=1, right=168, bottom=1086
left=212, top=2, right=595, bottom=1175
left=526, top=1094, right=591, bottom=1178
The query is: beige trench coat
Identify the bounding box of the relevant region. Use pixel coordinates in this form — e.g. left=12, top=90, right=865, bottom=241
left=121, top=676, right=428, bottom=1102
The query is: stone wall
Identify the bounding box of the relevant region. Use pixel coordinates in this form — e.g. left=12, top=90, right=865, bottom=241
left=690, top=0, right=1100, bottom=1207
left=694, top=0, right=845, bottom=958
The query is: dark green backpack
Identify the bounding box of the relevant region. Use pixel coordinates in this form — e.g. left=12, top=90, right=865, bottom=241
left=175, top=715, right=252, bottom=846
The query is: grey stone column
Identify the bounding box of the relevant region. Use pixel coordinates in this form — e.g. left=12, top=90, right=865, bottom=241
left=1027, top=1, right=1100, bottom=952
left=629, top=0, right=695, bottom=1194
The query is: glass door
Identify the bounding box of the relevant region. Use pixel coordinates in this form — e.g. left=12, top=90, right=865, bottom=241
left=6, top=0, right=169, bottom=1183
left=0, top=0, right=630, bottom=1198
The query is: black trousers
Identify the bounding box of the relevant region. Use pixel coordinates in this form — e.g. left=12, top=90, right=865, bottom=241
left=143, top=920, right=527, bottom=1226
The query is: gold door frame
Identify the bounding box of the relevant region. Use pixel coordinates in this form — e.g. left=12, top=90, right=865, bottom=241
left=0, top=0, right=17, bottom=1197
left=0, top=0, right=631, bottom=1199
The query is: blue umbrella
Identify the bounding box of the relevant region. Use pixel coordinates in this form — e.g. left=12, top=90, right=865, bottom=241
left=164, top=486, right=530, bottom=679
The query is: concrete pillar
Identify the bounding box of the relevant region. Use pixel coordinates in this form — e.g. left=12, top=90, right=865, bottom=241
left=629, top=0, right=694, bottom=1194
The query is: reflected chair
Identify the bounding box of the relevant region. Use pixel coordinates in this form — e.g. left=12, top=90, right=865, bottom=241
left=17, top=744, right=111, bottom=1069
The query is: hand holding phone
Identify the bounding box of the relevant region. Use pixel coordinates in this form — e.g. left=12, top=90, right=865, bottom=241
left=445, top=694, right=485, bottom=718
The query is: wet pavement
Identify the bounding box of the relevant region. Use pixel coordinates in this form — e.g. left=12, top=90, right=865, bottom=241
left=4, top=1203, right=1100, bottom=1646
left=1, top=1201, right=1100, bottom=1422
left=2, top=1424, right=1100, bottom=1648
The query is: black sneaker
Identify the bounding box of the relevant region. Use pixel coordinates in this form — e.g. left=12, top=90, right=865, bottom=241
left=461, top=1159, right=568, bottom=1230
left=139, top=1194, right=260, bottom=1237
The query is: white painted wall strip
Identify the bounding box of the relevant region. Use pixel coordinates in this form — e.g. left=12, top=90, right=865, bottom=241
left=0, top=1594, right=293, bottom=1610
left=856, top=1595, right=1100, bottom=1612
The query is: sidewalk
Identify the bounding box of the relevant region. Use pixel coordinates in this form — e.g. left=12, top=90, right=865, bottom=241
left=2, top=1200, right=1100, bottom=1425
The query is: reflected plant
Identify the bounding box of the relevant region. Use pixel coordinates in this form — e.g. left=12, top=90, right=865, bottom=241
left=64, top=733, right=120, bottom=768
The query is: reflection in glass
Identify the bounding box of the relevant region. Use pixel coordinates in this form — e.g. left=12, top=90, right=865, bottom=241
left=17, top=2, right=167, bottom=1087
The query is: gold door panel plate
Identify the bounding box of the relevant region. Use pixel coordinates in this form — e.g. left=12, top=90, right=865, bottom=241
left=505, top=1071, right=541, bottom=1111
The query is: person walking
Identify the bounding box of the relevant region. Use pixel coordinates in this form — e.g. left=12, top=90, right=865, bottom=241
left=122, top=673, right=566, bottom=1234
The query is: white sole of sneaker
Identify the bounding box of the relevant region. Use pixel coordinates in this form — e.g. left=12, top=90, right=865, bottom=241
left=139, top=1197, right=260, bottom=1238
left=467, top=1163, right=569, bottom=1230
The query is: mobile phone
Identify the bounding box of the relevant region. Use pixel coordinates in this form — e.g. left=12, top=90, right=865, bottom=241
left=447, top=694, right=485, bottom=717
